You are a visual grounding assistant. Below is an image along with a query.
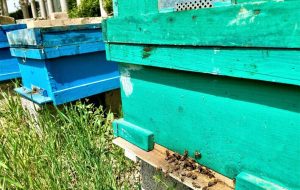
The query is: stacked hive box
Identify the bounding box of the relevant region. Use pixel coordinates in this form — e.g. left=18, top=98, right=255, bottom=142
left=103, top=0, right=300, bottom=189
left=7, top=19, right=119, bottom=105
left=0, top=24, right=26, bottom=81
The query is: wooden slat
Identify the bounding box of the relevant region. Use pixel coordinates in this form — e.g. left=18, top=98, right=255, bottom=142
left=104, top=1, right=300, bottom=48
left=7, top=24, right=102, bottom=48
left=106, top=44, right=300, bottom=87
left=113, top=137, right=234, bottom=190
left=10, top=42, right=106, bottom=59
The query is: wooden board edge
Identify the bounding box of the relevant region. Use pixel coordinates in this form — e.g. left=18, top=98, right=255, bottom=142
left=113, top=137, right=234, bottom=190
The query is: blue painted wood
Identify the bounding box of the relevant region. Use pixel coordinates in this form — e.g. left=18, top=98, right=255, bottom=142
left=7, top=24, right=102, bottom=48
left=0, top=24, right=27, bottom=82
left=7, top=24, right=119, bottom=105
left=10, top=42, right=106, bottom=59
left=12, top=45, right=119, bottom=105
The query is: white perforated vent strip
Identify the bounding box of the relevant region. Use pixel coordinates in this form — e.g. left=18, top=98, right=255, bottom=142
left=175, top=0, right=213, bottom=11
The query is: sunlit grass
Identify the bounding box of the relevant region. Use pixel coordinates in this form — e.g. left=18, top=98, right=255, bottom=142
left=0, top=91, right=140, bottom=190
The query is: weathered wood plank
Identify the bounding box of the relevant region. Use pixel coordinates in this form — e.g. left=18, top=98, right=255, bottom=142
left=106, top=44, right=300, bottom=87
left=7, top=24, right=102, bottom=48
left=104, top=1, right=300, bottom=48
left=10, top=42, right=106, bottom=59
left=113, top=137, right=234, bottom=190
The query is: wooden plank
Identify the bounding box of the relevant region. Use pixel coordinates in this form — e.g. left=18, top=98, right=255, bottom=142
left=113, top=137, right=234, bottom=190
left=113, top=119, right=154, bottom=151
left=113, top=0, right=158, bottom=17
left=7, top=24, right=102, bottom=48
left=106, top=44, right=300, bottom=87
left=104, top=1, right=300, bottom=48
left=10, top=42, right=106, bottom=59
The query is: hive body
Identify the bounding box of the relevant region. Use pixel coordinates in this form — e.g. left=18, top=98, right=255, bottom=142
left=8, top=23, right=119, bottom=105
left=104, top=0, right=300, bottom=189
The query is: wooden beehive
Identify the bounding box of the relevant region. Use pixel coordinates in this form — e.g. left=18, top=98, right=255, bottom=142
left=7, top=18, right=119, bottom=105
left=103, top=0, right=300, bottom=189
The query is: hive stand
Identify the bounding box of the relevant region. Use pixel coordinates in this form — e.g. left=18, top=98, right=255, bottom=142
left=114, top=138, right=234, bottom=190
left=7, top=18, right=120, bottom=106
left=0, top=24, right=27, bottom=82
left=104, top=0, right=300, bottom=189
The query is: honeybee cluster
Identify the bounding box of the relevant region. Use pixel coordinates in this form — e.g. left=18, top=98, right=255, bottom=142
left=163, top=150, right=218, bottom=189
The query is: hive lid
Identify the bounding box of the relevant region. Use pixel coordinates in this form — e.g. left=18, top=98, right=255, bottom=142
left=6, top=18, right=104, bottom=59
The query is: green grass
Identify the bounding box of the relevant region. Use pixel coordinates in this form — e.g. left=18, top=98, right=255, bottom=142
left=0, top=91, right=140, bottom=190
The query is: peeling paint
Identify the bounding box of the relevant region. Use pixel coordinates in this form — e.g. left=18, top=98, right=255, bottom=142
left=228, top=7, right=258, bottom=26
left=214, top=48, right=221, bottom=54
left=212, top=67, right=220, bottom=75
left=120, top=65, right=142, bottom=97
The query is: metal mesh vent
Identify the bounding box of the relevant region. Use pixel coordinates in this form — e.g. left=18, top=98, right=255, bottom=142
left=175, top=0, right=213, bottom=11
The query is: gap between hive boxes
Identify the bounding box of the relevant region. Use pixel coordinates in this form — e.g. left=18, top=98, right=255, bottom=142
left=113, top=137, right=234, bottom=190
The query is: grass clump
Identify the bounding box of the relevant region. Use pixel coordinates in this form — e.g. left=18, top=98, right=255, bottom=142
left=0, top=92, right=140, bottom=190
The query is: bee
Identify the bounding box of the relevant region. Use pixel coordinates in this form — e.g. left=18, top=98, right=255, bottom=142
left=168, top=157, right=176, bottom=164
left=174, top=165, right=180, bottom=171
left=155, top=167, right=162, bottom=172
left=166, top=150, right=170, bottom=157
left=191, top=173, right=198, bottom=180
left=192, top=182, right=201, bottom=189
left=180, top=177, right=185, bottom=182
left=183, top=150, right=188, bottom=159
left=194, top=151, right=202, bottom=159
left=173, top=153, right=182, bottom=160
left=208, top=179, right=218, bottom=187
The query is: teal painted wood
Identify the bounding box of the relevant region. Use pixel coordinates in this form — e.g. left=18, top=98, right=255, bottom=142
left=104, top=1, right=300, bottom=48
left=104, top=0, right=300, bottom=189
left=113, top=119, right=154, bottom=151
left=7, top=24, right=102, bottom=48
left=113, top=64, right=300, bottom=189
left=235, top=172, right=288, bottom=190
left=112, top=0, right=298, bottom=17
left=112, top=0, right=158, bottom=17
left=106, top=44, right=300, bottom=87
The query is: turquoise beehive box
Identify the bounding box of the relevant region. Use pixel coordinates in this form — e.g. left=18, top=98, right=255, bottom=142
left=103, top=0, right=300, bottom=189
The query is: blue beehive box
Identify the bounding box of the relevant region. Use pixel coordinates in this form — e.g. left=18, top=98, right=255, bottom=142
left=0, top=24, right=26, bottom=81
left=7, top=22, right=119, bottom=105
